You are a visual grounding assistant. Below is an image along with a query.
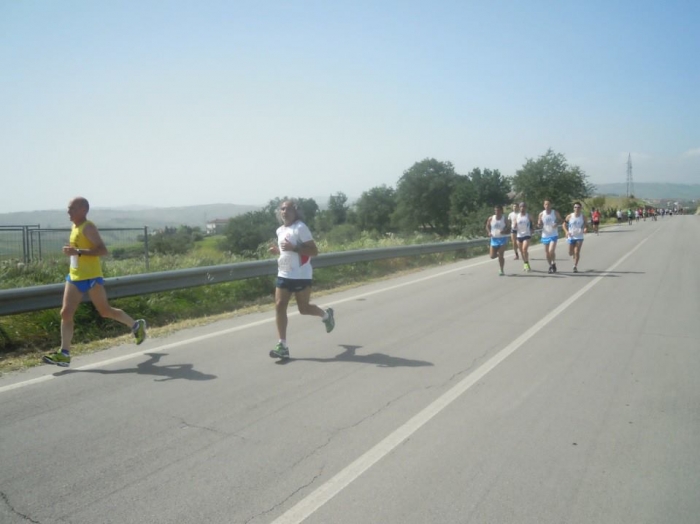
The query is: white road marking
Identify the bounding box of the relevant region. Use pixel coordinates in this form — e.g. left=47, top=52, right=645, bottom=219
left=268, top=236, right=652, bottom=524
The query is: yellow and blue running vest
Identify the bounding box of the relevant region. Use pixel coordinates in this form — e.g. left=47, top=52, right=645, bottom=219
left=69, top=220, right=103, bottom=281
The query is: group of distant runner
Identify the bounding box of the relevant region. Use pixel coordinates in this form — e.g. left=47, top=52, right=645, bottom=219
left=486, top=200, right=588, bottom=276
left=615, top=206, right=682, bottom=225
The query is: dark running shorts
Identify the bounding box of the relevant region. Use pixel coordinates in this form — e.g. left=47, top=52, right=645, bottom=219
left=276, top=277, right=312, bottom=292
left=517, top=236, right=531, bottom=242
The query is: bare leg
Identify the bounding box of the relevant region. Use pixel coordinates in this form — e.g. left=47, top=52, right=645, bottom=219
left=88, top=284, right=135, bottom=328
left=520, top=240, right=530, bottom=263
left=573, top=242, right=583, bottom=267
left=60, top=282, right=84, bottom=350
left=293, top=287, right=325, bottom=317
left=274, top=287, right=293, bottom=341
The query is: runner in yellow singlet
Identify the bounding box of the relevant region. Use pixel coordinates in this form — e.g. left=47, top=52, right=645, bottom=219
left=43, top=197, right=147, bottom=367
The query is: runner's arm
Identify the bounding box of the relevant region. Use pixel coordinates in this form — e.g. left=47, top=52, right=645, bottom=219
left=80, top=223, right=109, bottom=257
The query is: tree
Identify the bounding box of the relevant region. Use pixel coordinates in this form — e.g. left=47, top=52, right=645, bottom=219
left=392, top=158, right=457, bottom=236
left=448, top=175, right=477, bottom=234
left=469, top=168, right=511, bottom=207
left=352, top=185, right=396, bottom=234
left=327, top=192, right=349, bottom=226
left=511, top=149, right=593, bottom=211
left=315, top=192, right=350, bottom=233
left=221, top=209, right=278, bottom=256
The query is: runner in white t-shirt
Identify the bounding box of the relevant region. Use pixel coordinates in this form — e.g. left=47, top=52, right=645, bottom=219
left=267, top=199, right=335, bottom=359
left=563, top=201, right=587, bottom=273
left=485, top=204, right=510, bottom=276
left=515, top=202, right=533, bottom=272
left=537, top=200, right=563, bottom=274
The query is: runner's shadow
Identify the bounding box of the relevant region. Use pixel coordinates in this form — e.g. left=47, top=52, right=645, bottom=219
left=278, top=345, right=434, bottom=368
left=56, top=352, right=217, bottom=382
left=508, top=271, right=565, bottom=278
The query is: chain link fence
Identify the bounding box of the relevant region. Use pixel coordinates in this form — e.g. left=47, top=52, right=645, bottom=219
left=0, top=225, right=149, bottom=268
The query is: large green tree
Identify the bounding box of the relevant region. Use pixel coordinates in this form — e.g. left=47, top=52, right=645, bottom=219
left=469, top=168, right=511, bottom=207
left=511, top=149, right=593, bottom=211
left=352, top=185, right=396, bottom=234
left=448, top=175, right=477, bottom=234
left=392, top=158, right=457, bottom=235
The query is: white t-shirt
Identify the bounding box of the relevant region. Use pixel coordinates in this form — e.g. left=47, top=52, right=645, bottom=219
left=540, top=209, right=558, bottom=237
left=276, top=220, right=314, bottom=279
left=508, top=211, right=518, bottom=231
left=490, top=215, right=507, bottom=238
left=515, top=212, right=532, bottom=237
left=567, top=214, right=585, bottom=240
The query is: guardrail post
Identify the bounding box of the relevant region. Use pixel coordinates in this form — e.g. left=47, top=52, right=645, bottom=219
left=143, top=226, right=150, bottom=271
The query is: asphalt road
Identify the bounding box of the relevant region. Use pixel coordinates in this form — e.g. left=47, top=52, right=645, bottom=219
left=1, top=215, right=698, bottom=524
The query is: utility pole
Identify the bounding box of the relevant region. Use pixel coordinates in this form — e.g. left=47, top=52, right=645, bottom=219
left=626, top=153, right=634, bottom=198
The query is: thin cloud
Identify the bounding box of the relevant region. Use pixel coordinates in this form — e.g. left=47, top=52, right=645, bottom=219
left=681, top=148, right=700, bottom=158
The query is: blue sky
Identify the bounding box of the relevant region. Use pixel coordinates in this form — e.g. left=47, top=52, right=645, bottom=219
left=1, top=0, right=698, bottom=213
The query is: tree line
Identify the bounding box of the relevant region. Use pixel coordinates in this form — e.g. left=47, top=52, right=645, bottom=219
left=218, top=148, right=593, bottom=256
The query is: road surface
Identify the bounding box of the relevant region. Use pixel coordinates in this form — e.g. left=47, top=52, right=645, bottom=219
left=1, top=215, right=698, bottom=523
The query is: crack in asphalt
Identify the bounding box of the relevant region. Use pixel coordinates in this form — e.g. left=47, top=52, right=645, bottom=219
left=243, top=389, right=415, bottom=523
left=0, top=491, right=41, bottom=523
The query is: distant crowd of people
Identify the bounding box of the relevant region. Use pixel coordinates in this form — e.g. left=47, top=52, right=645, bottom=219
left=615, top=206, right=684, bottom=225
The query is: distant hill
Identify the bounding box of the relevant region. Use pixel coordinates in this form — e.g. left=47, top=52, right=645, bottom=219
left=0, top=203, right=262, bottom=229
left=593, top=183, right=700, bottom=201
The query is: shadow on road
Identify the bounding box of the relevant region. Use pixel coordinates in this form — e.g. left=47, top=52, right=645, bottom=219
left=56, top=352, right=217, bottom=382
left=276, top=344, right=434, bottom=368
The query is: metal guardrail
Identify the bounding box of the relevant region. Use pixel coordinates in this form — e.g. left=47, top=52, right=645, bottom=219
left=0, top=238, right=491, bottom=316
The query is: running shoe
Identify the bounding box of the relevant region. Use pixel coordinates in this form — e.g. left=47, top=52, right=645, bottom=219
left=43, top=351, right=71, bottom=367
left=552, top=263, right=557, bottom=273
left=499, top=270, right=505, bottom=276
left=132, top=319, right=147, bottom=345
left=548, top=266, right=553, bottom=274
left=573, top=266, right=578, bottom=273
left=524, top=262, right=531, bottom=272
left=323, top=307, right=335, bottom=333
left=269, top=342, right=290, bottom=359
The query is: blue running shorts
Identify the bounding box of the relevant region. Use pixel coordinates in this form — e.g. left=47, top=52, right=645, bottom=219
left=66, top=276, right=105, bottom=293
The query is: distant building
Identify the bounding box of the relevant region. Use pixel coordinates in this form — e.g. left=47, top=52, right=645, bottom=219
left=206, top=218, right=230, bottom=235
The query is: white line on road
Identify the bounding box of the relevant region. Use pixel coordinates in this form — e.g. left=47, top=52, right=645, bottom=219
left=268, top=234, right=653, bottom=524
